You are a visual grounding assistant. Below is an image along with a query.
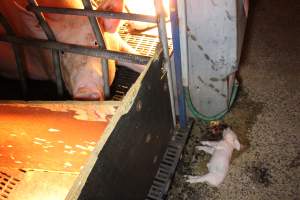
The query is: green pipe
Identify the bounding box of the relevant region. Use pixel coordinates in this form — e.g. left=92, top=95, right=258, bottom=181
left=185, top=80, right=239, bottom=122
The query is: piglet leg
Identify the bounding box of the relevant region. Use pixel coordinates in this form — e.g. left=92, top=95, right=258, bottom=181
left=185, top=175, right=207, bottom=184
left=195, top=146, right=214, bottom=154
left=201, top=141, right=219, bottom=147
left=186, top=173, right=222, bottom=186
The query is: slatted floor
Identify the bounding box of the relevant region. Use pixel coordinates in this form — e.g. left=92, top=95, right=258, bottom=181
left=119, top=24, right=173, bottom=57
left=111, top=24, right=173, bottom=101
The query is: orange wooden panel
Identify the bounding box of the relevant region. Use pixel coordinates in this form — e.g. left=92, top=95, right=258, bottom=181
left=0, top=103, right=115, bottom=172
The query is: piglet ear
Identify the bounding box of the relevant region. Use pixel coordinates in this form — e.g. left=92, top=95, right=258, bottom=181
left=234, top=139, right=241, bottom=151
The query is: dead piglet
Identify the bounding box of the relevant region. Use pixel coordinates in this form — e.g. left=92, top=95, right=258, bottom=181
left=185, top=128, right=241, bottom=187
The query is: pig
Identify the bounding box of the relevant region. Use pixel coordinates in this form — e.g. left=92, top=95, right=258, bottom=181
left=185, top=128, right=241, bottom=187
left=0, top=0, right=144, bottom=100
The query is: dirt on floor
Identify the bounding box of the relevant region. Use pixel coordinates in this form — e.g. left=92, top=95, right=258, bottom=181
left=167, top=0, right=300, bottom=199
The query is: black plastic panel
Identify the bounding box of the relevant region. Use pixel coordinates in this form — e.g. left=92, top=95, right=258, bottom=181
left=78, top=54, right=174, bottom=200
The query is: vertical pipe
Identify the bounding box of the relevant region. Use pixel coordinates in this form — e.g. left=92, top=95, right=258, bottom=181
left=82, top=0, right=110, bottom=99
left=0, top=14, right=28, bottom=97
left=154, top=0, right=176, bottom=127
left=176, top=0, right=189, bottom=87
left=169, top=0, right=187, bottom=128
left=28, top=0, right=64, bottom=97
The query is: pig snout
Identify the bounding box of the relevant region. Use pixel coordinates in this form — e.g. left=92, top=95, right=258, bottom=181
left=70, top=72, right=105, bottom=101
left=73, top=86, right=104, bottom=101
left=60, top=53, right=116, bottom=101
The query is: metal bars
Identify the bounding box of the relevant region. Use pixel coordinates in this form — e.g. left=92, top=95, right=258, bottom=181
left=155, top=0, right=176, bottom=126
left=0, top=0, right=177, bottom=125
left=169, top=0, right=187, bottom=128
left=82, top=0, right=110, bottom=98
left=28, top=0, right=64, bottom=97
left=0, top=35, right=150, bottom=65
left=27, top=5, right=157, bottom=23
left=0, top=14, right=28, bottom=96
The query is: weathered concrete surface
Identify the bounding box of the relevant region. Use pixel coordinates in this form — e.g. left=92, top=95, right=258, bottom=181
left=168, top=0, right=300, bottom=199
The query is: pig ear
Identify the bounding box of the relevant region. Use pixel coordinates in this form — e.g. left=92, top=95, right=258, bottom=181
left=14, top=2, right=45, bottom=36
left=97, top=0, right=124, bottom=32
left=234, top=139, right=241, bottom=151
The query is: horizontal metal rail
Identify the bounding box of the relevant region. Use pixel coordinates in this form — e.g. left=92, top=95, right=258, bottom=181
left=27, top=5, right=157, bottom=23
left=0, top=35, right=150, bottom=65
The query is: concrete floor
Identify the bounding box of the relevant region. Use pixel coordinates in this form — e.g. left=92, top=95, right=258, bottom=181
left=168, top=0, right=300, bottom=199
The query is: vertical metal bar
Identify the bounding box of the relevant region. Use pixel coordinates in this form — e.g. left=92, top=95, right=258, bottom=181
left=0, top=14, right=28, bottom=97
left=28, top=0, right=64, bottom=97
left=154, top=0, right=176, bottom=127
left=82, top=0, right=110, bottom=99
left=169, top=0, right=187, bottom=128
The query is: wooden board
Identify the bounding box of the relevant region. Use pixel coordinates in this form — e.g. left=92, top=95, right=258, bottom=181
left=0, top=101, right=118, bottom=172
left=7, top=170, right=77, bottom=200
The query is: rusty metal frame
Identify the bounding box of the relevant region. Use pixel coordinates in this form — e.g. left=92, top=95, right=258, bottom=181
left=0, top=35, right=150, bottom=64
left=0, top=0, right=176, bottom=123
left=28, top=0, right=64, bottom=97
left=26, top=5, right=157, bottom=23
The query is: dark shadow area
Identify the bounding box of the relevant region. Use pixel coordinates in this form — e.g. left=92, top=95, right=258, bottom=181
left=0, top=65, right=139, bottom=101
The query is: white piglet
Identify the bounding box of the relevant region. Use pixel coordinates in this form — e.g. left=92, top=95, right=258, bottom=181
left=186, top=128, right=240, bottom=187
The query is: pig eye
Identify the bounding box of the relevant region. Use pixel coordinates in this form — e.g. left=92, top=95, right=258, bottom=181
left=94, top=41, right=98, bottom=46
left=61, top=51, right=65, bottom=55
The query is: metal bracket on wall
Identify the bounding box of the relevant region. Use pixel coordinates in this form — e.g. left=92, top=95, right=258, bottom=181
left=146, top=119, right=194, bottom=200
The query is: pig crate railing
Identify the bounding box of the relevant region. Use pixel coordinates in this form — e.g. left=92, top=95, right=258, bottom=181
left=0, top=0, right=176, bottom=125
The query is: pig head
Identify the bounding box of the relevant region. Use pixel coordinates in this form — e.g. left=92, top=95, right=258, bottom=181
left=0, top=0, right=130, bottom=100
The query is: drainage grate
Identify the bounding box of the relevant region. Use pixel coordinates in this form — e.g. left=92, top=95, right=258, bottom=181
left=146, top=120, right=194, bottom=200
left=0, top=171, right=22, bottom=200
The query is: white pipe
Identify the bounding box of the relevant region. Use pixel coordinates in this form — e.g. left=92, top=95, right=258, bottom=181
left=177, top=0, right=189, bottom=87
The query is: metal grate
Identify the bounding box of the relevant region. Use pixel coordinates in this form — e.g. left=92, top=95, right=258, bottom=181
left=0, top=171, right=22, bottom=200
left=111, top=25, right=173, bottom=101
left=119, top=25, right=173, bottom=57
left=146, top=120, right=193, bottom=200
